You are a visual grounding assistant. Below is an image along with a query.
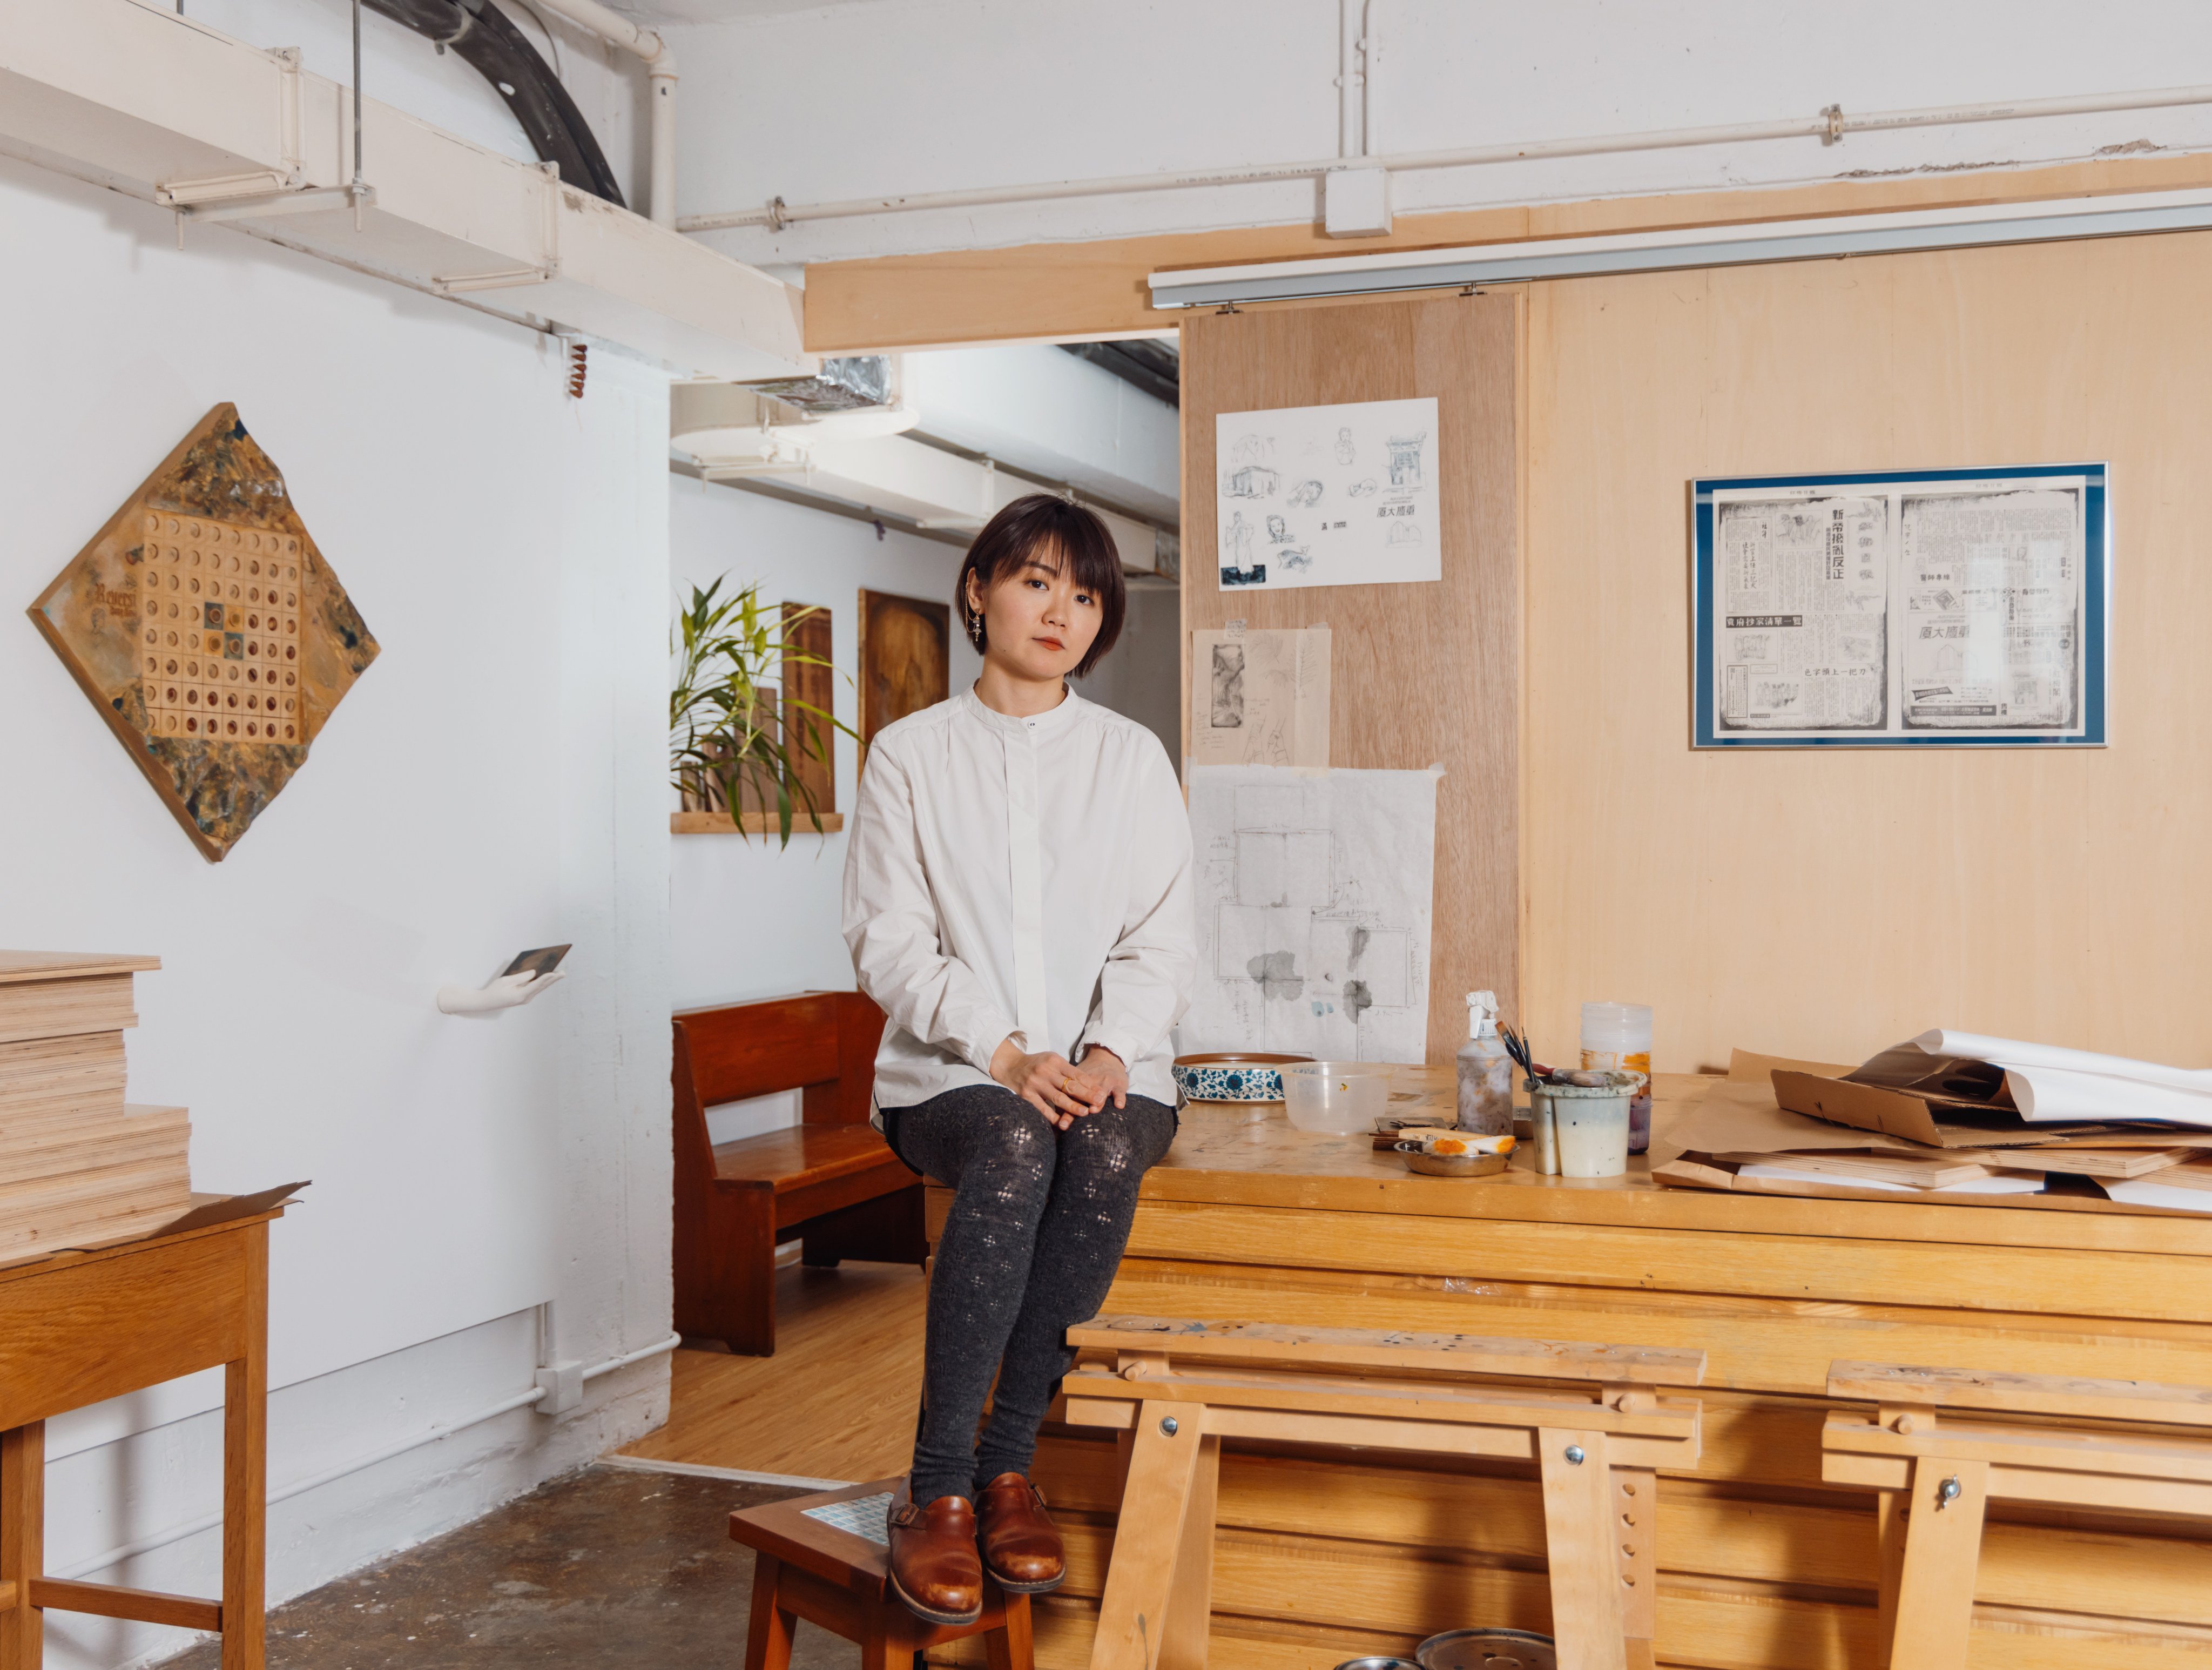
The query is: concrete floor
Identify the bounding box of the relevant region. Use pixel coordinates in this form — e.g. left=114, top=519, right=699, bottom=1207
left=159, top=1465, right=861, bottom=1670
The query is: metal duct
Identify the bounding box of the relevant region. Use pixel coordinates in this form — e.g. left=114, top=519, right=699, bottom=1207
left=743, top=356, right=895, bottom=413
left=365, top=0, right=624, bottom=207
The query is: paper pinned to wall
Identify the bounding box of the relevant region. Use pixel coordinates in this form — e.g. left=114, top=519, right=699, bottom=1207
left=1216, top=397, right=1442, bottom=591
left=1182, top=764, right=1438, bottom=1065
left=1189, top=625, right=1331, bottom=768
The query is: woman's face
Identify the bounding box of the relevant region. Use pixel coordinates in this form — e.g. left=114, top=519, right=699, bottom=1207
left=968, top=544, right=1102, bottom=683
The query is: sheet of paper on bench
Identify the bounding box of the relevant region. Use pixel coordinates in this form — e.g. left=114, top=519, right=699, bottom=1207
left=1737, top=1163, right=2044, bottom=1196
left=1917, top=1028, right=2212, bottom=1127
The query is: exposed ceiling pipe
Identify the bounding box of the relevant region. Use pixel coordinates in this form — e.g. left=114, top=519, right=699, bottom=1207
left=365, top=0, right=625, bottom=205
left=525, top=0, right=678, bottom=226
left=1336, top=0, right=1364, bottom=159
left=678, top=80, right=2212, bottom=236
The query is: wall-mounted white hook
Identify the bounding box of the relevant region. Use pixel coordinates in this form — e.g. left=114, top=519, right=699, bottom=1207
left=436, top=945, right=570, bottom=1018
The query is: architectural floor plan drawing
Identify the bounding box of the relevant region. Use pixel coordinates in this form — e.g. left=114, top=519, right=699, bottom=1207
left=1182, top=765, right=1439, bottom=1064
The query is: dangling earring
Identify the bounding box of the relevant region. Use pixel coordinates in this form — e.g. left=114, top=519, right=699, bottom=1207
left=966, top=603, right=986, bottom=650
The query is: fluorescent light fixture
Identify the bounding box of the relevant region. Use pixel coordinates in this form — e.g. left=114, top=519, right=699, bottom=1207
left=1148, top=187, right=2212, bottom=309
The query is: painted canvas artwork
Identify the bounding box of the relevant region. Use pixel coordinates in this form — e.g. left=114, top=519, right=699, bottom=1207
left=28, top=403, right=379, bottom=861
left=858, top=588, right=950, bottom=752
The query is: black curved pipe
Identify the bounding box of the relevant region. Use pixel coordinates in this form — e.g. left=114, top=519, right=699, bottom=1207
left=365, top=0, right=626, bottom=208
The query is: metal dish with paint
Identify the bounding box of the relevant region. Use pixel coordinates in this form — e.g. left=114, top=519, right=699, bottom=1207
left=1172, top=1053, right=1312, bottom=1103
left=1415, top=1628, right=1557, bottom=1670
left=1332, top=1659, right=1423, bottom=1670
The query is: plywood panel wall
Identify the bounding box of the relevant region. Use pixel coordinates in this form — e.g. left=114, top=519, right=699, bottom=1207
left=1181, top=295, right=1522, bottom=1062
left=1524, top=232, right=2212, bottom=1073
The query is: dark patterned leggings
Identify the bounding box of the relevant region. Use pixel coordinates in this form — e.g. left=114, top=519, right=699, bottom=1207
left=883, top=1083, right=1178, bottom=1506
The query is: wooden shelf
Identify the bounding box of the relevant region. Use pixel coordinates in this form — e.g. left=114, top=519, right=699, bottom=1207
left=671, top=811, right=843, bottom=836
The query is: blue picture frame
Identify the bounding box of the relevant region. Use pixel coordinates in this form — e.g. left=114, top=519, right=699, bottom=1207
left=1691, top=463, right=2109, bottom=749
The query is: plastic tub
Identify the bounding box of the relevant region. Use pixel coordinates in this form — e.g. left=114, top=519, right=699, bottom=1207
left=1281, top=1061, right=1387, bottom=1133
left=1542, top=1072, right=1647, bottom=1179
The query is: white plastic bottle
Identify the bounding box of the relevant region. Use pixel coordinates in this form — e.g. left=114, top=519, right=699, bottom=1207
left=1456, top=991, right=1515, bottom=1136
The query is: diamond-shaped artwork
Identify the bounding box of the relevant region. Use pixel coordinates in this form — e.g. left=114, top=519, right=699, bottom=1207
left=28, top=403, right=378, bottom=862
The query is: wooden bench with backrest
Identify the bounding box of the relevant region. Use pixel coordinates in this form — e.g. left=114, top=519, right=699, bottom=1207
left=672, top=990, right=925, bottom=1356
left=1063, top=1314, right=1708, bottom=1670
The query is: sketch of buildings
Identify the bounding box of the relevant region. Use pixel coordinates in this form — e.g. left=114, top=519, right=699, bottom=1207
left=1185, top=765, right=1438, bottom=1064
left=1386, top=520, right=1421, bottom=546
left=1215, top=396, right=1441, bottom=594
left=1385, top=432, right=1427, bottom=488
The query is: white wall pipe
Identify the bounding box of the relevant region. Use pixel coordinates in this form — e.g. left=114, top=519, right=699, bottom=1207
left=48, top=1331, right=682, bottom=1584
left=1360, top=0, right=1383, bottom=159
left=525, top=0, right=679, bottom=226
left=678, top=80, right=2212, bottom=235
left=1337, top=0, right=1364, bottom=158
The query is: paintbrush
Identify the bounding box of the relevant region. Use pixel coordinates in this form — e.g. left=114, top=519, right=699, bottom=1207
left=1498, top=1021, right=1541, bottom=1091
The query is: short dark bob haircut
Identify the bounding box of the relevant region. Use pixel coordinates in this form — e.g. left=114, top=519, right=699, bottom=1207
left=956, top=494, right=1127, bottom=679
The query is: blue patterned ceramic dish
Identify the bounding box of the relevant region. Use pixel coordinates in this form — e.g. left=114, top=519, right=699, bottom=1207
left=1171, top=1053, right=1313, bottom=1103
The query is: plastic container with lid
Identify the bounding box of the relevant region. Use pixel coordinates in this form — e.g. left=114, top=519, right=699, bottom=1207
left=1282, top=1061, right=1388, bottom=1133
left=1580, top=1002, right=1653, bottom=1154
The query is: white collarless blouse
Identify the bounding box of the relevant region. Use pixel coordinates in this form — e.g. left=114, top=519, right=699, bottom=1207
left=841, top=686, right=1196, bottom=1115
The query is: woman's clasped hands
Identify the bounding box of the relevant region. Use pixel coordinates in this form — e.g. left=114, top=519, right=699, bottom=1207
left=990, top=1039, right=1130, bottom=1129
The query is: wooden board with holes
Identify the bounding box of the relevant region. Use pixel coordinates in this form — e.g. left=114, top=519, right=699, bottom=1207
left=26, top=403, right=378, bottom=862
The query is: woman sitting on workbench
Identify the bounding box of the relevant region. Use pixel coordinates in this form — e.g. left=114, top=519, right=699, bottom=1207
left=842, top=494, right=1196, bottom=1626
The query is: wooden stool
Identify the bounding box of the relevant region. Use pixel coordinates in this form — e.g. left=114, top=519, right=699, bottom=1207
left=729, top=1477, right=1035, bottom=1670
left=1822, top=1359, right=2212, bottom=1669
left=1062, top=1316, right=1708, bottom=1670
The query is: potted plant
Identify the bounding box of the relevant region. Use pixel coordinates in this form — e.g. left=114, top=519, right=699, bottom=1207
left=670, top=577, right=857, bottom=846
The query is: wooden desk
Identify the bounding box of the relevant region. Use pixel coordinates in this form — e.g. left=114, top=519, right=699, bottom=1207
left=0, top=1208, right=278, bottom=1670
left=926, top=1071, right=2212, bottom=1670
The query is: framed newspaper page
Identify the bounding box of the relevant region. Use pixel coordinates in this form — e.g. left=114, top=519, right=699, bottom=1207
left=1692, top=463, right=2109, bottom=749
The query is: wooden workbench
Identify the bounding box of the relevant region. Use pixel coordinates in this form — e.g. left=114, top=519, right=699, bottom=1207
left=929, top=1070, right=2212, bottom=1670
left=1, top=1206, right=279, bottom=1670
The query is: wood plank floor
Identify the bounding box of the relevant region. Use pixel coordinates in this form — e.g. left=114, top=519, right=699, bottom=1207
left=621, top=1259, right=925, bottom=1483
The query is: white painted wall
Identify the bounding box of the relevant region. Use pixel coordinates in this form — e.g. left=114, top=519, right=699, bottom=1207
left=669, top=0, right=2212, bottom=268
left=1073, top=584, right=1181, bottom=767
left=670, top=479, right=979, bottom=1026
left=1, top=151, right=670, bottom=1669
left=904, top=346, right=1182, bottom=522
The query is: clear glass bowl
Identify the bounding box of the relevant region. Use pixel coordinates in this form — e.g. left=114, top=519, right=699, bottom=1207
left=1282, top=1061, right=1388, bottom=1133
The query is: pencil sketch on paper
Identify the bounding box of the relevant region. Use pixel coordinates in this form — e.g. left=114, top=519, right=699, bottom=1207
left=1182, top=764, right=1436, bottom=1063
left=1210, top=644, right=1245, bottom=729
left=1189, top=627, right=1331, bottom=770
left=1216, top=397, right=1441, bottom=592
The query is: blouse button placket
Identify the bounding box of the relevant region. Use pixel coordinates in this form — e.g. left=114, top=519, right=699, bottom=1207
left=1004, top=721, right=1052, bottom=1054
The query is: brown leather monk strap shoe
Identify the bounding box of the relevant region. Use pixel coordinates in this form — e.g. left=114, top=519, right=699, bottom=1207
left=887, top=1488, right=984, bottom=1626
left=976, top=1471, right=1065, bottom=1593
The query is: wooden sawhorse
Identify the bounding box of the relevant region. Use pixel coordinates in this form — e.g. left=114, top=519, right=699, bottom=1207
left=1062, top=1316, right=1707, bottom=1670
left=729, top=1478, right=1035, bottom=1670
left=1822, top=1359, right=2212, bottom=1669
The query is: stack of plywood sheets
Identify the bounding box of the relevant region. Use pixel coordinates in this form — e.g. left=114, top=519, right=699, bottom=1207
left=0, top=951, right=189, bottom=1262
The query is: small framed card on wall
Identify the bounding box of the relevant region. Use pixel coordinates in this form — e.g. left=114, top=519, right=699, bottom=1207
left=1691, top=463, right=2109, bottom=748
